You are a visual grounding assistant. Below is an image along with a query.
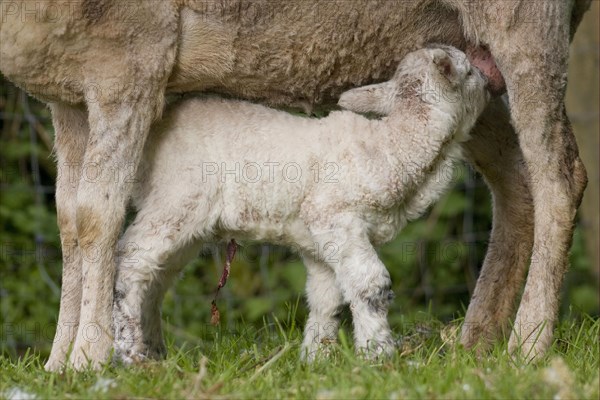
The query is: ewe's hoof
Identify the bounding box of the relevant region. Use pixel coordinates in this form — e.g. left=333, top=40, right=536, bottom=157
left=44, top=357, right=66, bottom=373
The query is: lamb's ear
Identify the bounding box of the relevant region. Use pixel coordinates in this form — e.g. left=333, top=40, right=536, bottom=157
left=431, top=49, right=459, bottom=85
left=338, top=81, right=395, bottom=115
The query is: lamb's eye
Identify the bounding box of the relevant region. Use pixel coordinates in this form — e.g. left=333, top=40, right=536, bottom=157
left=467, top=69, right=473, bottom=77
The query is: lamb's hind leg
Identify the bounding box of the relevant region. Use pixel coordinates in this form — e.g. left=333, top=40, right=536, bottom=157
left=466, top=2, right=588, bottom=360
left=460, top=98, right=534, bottom=351
left=301, top=255, right=344, bottom=361
left=45, top=104, right=89, bottom=372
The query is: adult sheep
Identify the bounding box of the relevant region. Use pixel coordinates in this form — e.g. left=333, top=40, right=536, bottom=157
left=0, top=0, right=590, bottom=370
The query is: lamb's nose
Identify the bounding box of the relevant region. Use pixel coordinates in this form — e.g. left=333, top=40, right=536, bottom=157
left=481, top=72, right=490, bottom=89
left=474, top=67, right=490, bottom=90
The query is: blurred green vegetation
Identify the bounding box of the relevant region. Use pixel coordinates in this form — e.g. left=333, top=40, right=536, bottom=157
left=1, top=78, right=598, bottom=358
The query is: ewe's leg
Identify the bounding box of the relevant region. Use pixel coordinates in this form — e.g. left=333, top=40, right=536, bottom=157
left=459, top=98, right=534, bottom=350
left=113, top=206, right=204, bottom=364
left=69, top=91, right=170, bottom=369
left=469, top=3, right=587, bottom=360
left=315, top=220, right=395, bottom=356
left=301, top=255, right=344, bottom=361
left=45, top=104, right=89, bottom=371
left=63, top=2, right=178, bottom=370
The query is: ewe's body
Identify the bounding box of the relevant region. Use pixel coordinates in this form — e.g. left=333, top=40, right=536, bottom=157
left=114, top=47, right=489, bottom=362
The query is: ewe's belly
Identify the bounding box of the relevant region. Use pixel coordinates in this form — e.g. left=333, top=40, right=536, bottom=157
left=0, top=14, right=85, bottom=103
left=170, top=1, right=465, bottom=106
left=2, top=1, right=466, bottom=107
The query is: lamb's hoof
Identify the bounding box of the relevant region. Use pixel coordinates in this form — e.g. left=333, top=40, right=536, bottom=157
left=114, top=348, right=147, bottom=366
left=114, top=342, right=166, bottom=366
left=301, top=338, right=338, bottom=363
left=358, top=338, right=397, bottom=360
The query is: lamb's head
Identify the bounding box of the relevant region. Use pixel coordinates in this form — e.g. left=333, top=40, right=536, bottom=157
left=338, top=46, right=490, bottom=135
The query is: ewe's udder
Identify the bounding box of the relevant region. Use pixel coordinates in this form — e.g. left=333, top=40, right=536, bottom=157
left=466, top=45, right=506, bottom=96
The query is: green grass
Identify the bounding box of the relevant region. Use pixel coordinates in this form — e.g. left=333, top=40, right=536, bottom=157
left=1, top=312, right=598, bottom=400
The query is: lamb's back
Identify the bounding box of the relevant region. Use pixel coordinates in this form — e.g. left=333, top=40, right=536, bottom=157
left=135, top=98, right=371, bottom=240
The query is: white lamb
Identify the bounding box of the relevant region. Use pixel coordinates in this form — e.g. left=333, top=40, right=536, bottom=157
left=113, top=46, right=490, bottom=363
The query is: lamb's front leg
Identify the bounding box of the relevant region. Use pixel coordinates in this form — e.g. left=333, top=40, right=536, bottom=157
left=113, top=215, right=201, bottom=364
left=315, top=221, right=396, bottom=357
left=301, top=255, right=344, bottom=361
